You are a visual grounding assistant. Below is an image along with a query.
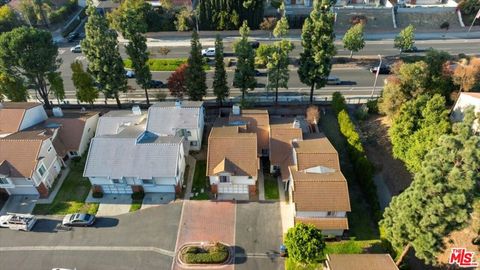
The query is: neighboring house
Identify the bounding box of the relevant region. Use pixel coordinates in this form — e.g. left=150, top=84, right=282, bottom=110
left=288, top=137, right=351, bottom=236
left=451, top=92, right=480, bottom=123
left=0, top=129, right=63, bottom=197
left=0, top=102, right=47, bottom=138
left=84, top=106, right=188, bottom=195
left=146, top=101, right=204, bottom=151
left=207, top=126, right=258, bottom=200
left=229, top=107, right=270, bottom=156
left=324, top=254, right=398, bottom=270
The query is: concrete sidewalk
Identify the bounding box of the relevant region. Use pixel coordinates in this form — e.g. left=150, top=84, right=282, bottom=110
left=277, top=177, right=294, bottom=235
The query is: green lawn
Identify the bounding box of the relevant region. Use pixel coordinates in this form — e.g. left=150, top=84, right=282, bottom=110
left=124, top=58, right=210, bottom=72
left=325, top=240, right=383, bottom=254
left=191, top=160, right=210, bottom=200
left=129, top=199, right=142, bottom=212
left=264, top=174, right=279, bottom=200
left=33, top=163, right=98, bottom=215
left=285, top=257, right=320, bottom=270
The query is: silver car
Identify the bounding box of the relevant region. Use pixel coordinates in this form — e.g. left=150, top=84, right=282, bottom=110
left=62, top=213, right=95, bottom=227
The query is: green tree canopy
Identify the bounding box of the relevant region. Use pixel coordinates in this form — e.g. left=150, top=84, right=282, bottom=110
left=0, top=73, right=28, bottom=102
left=0, top=5, right=21, bottom=33
left=71, top=60, right=98, bottom=105
left=381, top=108, right=480, bottom=265
left=108, top=0, right=150, bottom=36
left=185, top=30, right=207, bottom=101
left=234, top=21, right=256, bottom=100
left=342, top=23, right=365, bottom=58
left=298, top=0, right=336, bottom=103
left=394, top=24, right=415, bottom=52
left=0, top=26, right=60, bottom=109
left=212, top=35, right=229, bottom=105
left=285, top=223, right=326, bottom=265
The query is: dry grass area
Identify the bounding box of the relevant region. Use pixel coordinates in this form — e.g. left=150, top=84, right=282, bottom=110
left=358, top=114, right=412, bottom=196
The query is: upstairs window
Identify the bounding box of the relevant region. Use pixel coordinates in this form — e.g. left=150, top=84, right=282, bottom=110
left=38, top=164, right=47, bottom=177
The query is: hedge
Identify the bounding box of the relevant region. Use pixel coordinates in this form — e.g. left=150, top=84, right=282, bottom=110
left=332, top=92, right=382, bottom=222
left=182, top=243, right=229, bottom=264
left=124, top=58, right=210, bottom=71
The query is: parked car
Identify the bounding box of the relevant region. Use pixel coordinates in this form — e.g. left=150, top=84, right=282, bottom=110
left=400, top=46, right=418, bottom=53
left=62, top=213, right=96, bottom=227
left=0, top=213, right=37, bottom=231
left=70, top=45, right=82, bottom=53
left=326, top=76, right=341, bottom=85
left=125, top=70, right=135, bottom=78
left=66, top=32, right=79, bottom=43
left=248, top=41, right=260, bottom=49
left=201, top=47, right=215, bottom=57
left=370, top=65, right=391, bottom=74
left=149, top=80, right=165, bottom=88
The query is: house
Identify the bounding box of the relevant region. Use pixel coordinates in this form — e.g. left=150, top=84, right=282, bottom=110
left=451, top=92, right=480, bottom=122
left=288, top=137, right=351, bottom=236
left=228, top=107, right=270, bottom=156
left=83, top=106, right=188, bottom=195
left=0, top=102, right=47, bottom=138
left=0, top=129, right=63, bottom=197
left=207, top=126, right=258, bottom=200
left=324, top=254, right=398, bottom=270
left=146, top=101, right=204, bottom=151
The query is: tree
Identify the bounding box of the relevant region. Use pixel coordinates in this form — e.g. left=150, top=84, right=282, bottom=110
left=212, top=35, right=229, bottom=105
left=273, top=15, right=289, bottom=38
left=394, top=24, right=415, bottom=52
left=168, top=63, right=188, bottom=99
left=285, top=223, right=326, bottom=265
left=381, top=108, right=480, bottom=265
left=0, top=26, right=60, bottom=109
left=343, top=23, right=365, bottom=58
left=185, top=30, right=207, bottom=101
left=71, top=60, right=98, bottom=106
left=255, top=44, right=274, bottom=67
left=108, top=0, right=151, bottom=34
left=19, top=0, right=50, bottom=27
left=0, top=5, right=21, bottom=33
left=82, top=4, right=127, bottom=108
left=48, top=72, right=65, bottom=104
left=389, top=94, right=451, bottom=173
left=453, top=57, right=480, bottom=92
left=259, top=17, right=277, bottom=38
left=234, top=21, right=256, bottom=100
left=198, top=0, right=263, bottom=30
left=424, top=49, right=454, bottom=98
left=175, top=8, right=192, bottom=31
left=0, top=73, right=28, bottom=102
left=298, top=0, right=336, bottom=103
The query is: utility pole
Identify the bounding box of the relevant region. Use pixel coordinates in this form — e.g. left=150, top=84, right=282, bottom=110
left=370, top=54, right=382, bottom=99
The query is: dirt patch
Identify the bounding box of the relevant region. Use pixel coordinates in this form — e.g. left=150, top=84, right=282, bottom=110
left=358, top=114, right=412, bottom=196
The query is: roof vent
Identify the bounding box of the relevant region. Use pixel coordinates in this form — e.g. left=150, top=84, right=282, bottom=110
left=132, top=105, right=141, bottom=115
left=52, top=107, right=63, bottom=117
left=232, top=105, right=241, bottom=115
left=175, top=100, right=182, bottom=108
left=293, top=118, right=301, bottom=129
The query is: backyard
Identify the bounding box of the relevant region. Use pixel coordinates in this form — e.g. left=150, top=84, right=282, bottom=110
left=264, top=173, right=279, bottom=200
left=33, top=160, right=98, bottom=215
left=191, top=160, right=210, bottom=200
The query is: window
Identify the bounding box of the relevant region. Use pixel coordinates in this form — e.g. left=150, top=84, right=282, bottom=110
left=219, top=176, right=229, bottom=183
left=190, top=141, right=197, bottom=146
left=142, top=179, right=154, bottom=185
left=38, top=164, right=47, bottom=177
left=186, top=130, right=192, bottom=136
left=0, top=178, right=8, bottom=185
left=47, top=146, right=52, bottom=152
left=327, top=211, right=336, bottom=217
left=112, top=179, right=123, bottom=184
left=69, top=151, right=78, bottom=156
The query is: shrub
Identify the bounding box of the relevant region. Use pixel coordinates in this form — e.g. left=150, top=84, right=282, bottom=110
left=440, top=21, right=450, bottom=30
left=350, top=15, right=367, bottom=25
left=182, top=243, right=229, bottom=264
left=155, top=92, right=167, bottom=101
left=366, top=99, right=378, bottom=114
left=131, top=190, right=145, bottom=200
left=92, top=185, right=103, bottom=198
left=332, top=91, right=347, bottom=115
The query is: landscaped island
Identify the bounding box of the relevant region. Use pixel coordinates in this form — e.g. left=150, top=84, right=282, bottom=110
left=180, top=242, right=230, bottom=265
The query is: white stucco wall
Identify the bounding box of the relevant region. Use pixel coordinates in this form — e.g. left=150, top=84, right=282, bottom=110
left=451, top=94, right=480, bottom=122
left=209, top=175, right=256, bottom=185
left=32, top=139, right=61, bottom=188
left=19, top=105, right=48, bottom=130
left=78, top=113, right=99, bottom=156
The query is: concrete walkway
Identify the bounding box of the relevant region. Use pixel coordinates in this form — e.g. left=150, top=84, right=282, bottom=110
left=374, top=174, right=393, bottom=210
left=277, top=177, right=294, bottom=235
left=183, top=156, right=197, bottom=200
left=258, top=166, right=266, bottom=201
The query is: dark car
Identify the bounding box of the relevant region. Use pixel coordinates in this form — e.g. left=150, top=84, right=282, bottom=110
left=149, top=80, right=165, bottom=88
left=254, top=69, right=262, bottom=76
left=66, top=32, right=79, bottom=43
left=125, top=70, right=135, bottom=78
left=400, top=46, right=418, bottom=53
left=369, top=65, right=391, bottom=75
left=248, top=41, right=260, bottom=49
left=62, top=213, right=95, bottom=227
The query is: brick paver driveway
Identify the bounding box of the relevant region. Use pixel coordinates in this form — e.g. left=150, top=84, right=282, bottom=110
left=173, top=201, right=236, bottom=270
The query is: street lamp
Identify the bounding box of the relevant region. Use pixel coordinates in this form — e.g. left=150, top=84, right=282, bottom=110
left=370, top=54, right=382, bottom=99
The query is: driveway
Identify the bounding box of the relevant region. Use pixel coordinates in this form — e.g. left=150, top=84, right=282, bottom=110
left=94, top=194, right=132, bottom=216
left=0, top=195, right=39, bottom=215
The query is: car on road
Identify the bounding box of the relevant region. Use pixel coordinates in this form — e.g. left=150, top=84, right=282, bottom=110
left=248, top=41, right=260, bottom=49
left=62, top=213, right=95, bottom=227
left=326, top=76, right=341, bottom=85
left=201, top=47, right=215, bottom=57
left=149, top=80, right=165, bottom=88
left=370, top=65, right=391, bottom=74
left=125, top=70, right=135, bottom=78
left=70, top=45, right=81, bottom=53
left=66, top=32, right=79, bottom=43
left=400, top=46, right=419, bottom=53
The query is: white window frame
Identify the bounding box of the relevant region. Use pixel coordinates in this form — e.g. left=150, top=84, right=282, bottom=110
left=142, top=179, right=154, bottom=185
left=38, top=164, right=47, bottom=177
left=219, top=176, right=229, bottom=183
left=0, top=177, right=10, bottom=185
left=111, top=179, right=123, bottom=184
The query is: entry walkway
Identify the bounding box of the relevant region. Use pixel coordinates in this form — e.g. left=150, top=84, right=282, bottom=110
left=277, top=177, right=294, bottom=235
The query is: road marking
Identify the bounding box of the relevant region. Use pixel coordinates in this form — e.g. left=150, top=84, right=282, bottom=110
left=0, top=246, right=175, bottom=257
left=58, top=49, right=66, bottom=55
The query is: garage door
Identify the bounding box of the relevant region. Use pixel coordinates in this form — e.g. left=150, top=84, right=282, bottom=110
left=218, top=184, right=248, bottom=194
left=101, top=185, right=133, bottom=194
left=143, top=185, right=175, bottom=193
left=7, top=186, right=39, bottom=195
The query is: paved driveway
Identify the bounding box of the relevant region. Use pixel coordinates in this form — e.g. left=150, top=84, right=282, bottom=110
left=94, top=194, right=132, bottom=216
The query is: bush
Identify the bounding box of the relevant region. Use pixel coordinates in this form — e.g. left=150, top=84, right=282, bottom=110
left=124, top=58, right=211, bottom=71
left=366, top=99, right=378, bottom=114
left=350, top=15, right=367, bottom=25
left=131, top=190, right=145, bottom=200
left=92, top=185, right=103, bottom=198
left=182, top=243, right=229, bottom=264
left=440, top=21, right=450, bottom=30
left=332, top=92, right=347, bottom=115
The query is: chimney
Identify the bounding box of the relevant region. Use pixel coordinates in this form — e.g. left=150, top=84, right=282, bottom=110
left=292, top=118, right=301, bottom=129
left=232, top=105, right=240, bottom=115
left=175, top=100, right=182, bottom=108
left=52, top=107, right=63, bottom=117
left=132, top=105, right=141, bottom=115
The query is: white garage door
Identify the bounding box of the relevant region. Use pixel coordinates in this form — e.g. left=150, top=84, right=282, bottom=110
left=143, top=185, right=175, bottom=193
left=101, top=185, right=133, bottom=194
left=7, top=186, right=39, bottom=195
left=218, top=184, right=248, bottom=194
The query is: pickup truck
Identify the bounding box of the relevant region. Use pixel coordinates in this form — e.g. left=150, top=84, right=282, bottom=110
left=0, top=213, right=37, bottom=231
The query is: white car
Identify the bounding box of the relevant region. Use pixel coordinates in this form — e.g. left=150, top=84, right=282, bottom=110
left=201, top=48, right=215, bottom=57
left=326, top=76, right=341, bottom=85
left=70, top=45, right=81, bottom=53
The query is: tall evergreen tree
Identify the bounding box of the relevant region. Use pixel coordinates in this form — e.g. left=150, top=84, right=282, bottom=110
left=82, top=2, right=127, bottom=108
left=298, top=0, right=336, bottom=103
left=185, top=30, right=207, bottom=101
left=381, top=108, right=480, bottom=266
left=212, top=35, right=229, bottom=105
left=234, top=21, right=256, bottom=101
left=71, top=60, right=98, bottom=106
